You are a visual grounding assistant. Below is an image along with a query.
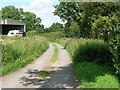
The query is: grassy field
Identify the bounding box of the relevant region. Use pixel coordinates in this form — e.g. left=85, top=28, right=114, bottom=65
left=1, top=36, right=49, bottom=76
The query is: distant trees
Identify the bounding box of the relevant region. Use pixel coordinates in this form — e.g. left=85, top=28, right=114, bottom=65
left=2, top=5, right=44, bottom=31
left=54, top=2, right=120, bottom=41
left=45, top=22, right=64, bottom=32
left=64, top=20, right=80, bottom=37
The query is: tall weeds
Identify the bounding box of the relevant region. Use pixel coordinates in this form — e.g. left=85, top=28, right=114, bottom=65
left=1, top=36, right=49, bottom=76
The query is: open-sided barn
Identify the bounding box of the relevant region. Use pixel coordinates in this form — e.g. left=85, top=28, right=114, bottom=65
left=0, top=19, right=26, bottom=35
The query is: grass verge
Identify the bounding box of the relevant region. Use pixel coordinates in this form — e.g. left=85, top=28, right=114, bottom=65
left=75, top=62, right=118, bottom=88
left=1, top=36, right=49, bottom=76
left=51, top=43, right=59, bottom=62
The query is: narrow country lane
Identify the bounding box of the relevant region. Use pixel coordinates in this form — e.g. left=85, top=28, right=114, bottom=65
left=0, top=43, right=80, bottom=89
left=0, top=44, right=55, bottom=89
left=39, top=43, right=80, bottom=88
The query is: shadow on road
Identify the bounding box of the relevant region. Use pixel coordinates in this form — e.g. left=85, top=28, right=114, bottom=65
left=19, top=64, right=80, bottom=88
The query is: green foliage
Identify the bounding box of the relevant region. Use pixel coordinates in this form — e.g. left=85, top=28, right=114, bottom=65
left=39, top=70, right=51, bottom=80
left=55, top=38, right=112, bottom=65
left=54, top=2, right=80, bottom=21
left=91, top=15, right=119, bottom=41
left=26, top=30, right=39, bottom=36
left=1, top=36, right=49, bottom=76
left=73, top=40, right=112, bottom=65
left=45, top=23, right=64, bottom=33
left=75, top=62, right=118, bottom=88
left=37, top=25, right=45, bottom=33
left=22, top=12, right=43, bottom=31
left=2, top=5, right=22, bottom=20
left=40, top=32, right=65, bottom=41
left=54, top=2, right=120, bottom=39
left=55, top=38, right=119, bottom=88
left=109, top=33, right=120, bottom=75
left=2, top=5, right=43, bottom=31
left=64, top=20, right=80, bottom=37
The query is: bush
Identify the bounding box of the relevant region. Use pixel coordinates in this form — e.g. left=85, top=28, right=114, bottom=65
left=109, top=34, right=120, bottom=75
left=73, top=39, right=112, bottom=65
left=55, top=38, right=112, bottom=65
left=26, top=30, right=38, bottom=36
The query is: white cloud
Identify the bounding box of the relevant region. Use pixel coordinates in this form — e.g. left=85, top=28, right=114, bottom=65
left=0, top=0, right=32, bottom=2
left=18, top=0, right=62, bottom=28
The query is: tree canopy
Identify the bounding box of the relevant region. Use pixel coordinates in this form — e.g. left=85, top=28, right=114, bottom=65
left=2, top=5, right=43, bottom=31
left=45, top=22, right=64, bottom=32
left=54, top=2, right=120, bottom=41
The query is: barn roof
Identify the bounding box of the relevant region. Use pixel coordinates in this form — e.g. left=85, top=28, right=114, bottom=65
left=0, top=19, right=25, bottom=25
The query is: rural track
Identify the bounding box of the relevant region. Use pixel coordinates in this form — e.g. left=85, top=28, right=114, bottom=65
left=0, top=43, right=80, bottom=89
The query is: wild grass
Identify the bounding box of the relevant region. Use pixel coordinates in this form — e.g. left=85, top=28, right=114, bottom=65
left=46, top=66, right=54, bottom=69
left=75, top=62, right=118, bottom=88
left=26, top=30, right=39, bottom=36
left=51, top=44, right=59, bottom=62
left=55, top=38, right=119, bottom=88
left=39, top=70, right=51, bottom=80
left=1, top=36, right=49, bottom=76
left=40, top=32, right=65, bottom=41
left=55, top=38, right=112, bottom=64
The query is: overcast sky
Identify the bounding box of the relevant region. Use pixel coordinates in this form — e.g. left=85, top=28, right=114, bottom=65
left=0, top=0, right=63, bottom=28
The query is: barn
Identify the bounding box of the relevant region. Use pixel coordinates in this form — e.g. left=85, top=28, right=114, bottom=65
left=0, top=19, right=26, bottom=35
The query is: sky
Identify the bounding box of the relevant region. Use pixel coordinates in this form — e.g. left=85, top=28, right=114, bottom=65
left=0, top=0, right=63, bottom=28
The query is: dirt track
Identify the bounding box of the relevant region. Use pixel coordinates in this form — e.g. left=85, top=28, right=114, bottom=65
left=0, top=43, right=80, bottom=89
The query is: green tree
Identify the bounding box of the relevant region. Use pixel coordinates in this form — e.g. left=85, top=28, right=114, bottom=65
left=2, top=5, right=43, bottom=31
left=22, top=12, right=42, bottom=31
left=54, top=2, right=120, bottom=39
left=2, top=5, right=22, bottom=20
left=64, top=20, right=80, bottom=37
left=92, top=15, right=113, bottom=41
left=37, top=24, right=44, bottom=33
left=45, top=23, right=64, bottom=32
left=54, top=2, right=81, bottom=21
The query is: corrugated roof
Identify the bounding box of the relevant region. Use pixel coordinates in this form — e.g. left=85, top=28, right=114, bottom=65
left=0, top=19, right=25, bottom=25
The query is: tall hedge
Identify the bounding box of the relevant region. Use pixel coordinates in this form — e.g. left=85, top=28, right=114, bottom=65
left=109, top=33, right=120, bottom=75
